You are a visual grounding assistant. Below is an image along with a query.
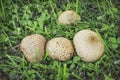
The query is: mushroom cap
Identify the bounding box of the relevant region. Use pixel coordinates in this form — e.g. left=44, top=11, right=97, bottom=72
left=46, top=37, right=74, bottom=61
left=73, top=30, right=104, bottom=62
left=20, top=34, right=46, bottom=62
left=58, top=10, right=81, bottom=24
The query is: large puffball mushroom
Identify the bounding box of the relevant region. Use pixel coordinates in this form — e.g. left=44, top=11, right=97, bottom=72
left=20, top=34, right=46, bottom=62
left=58, top=10, right=81, bottom=24
left=46, top=37, right=74, bottom=61
left=73, top=30, right=104, bottom=62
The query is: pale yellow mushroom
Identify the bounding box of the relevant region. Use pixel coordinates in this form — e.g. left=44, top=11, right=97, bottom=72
left=46, top=37, right=74, bottom=61
left=58, top=10, right=81, bottom=24
left=20, top=34, right=46, bottom=62
left=73, top=30, right=104, bottom=62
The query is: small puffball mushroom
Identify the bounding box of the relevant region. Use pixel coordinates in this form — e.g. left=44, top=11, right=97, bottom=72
left=20, top=34, right=46, bottom=62
left=58, top=10, right=81, bottom=24
left=46, top=37, right=74, bottom=61
left=73, top=30, right=104, bottom=62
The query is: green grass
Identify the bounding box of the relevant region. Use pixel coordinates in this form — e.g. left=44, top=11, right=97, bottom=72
left=0, top=0, right=120, bottom=80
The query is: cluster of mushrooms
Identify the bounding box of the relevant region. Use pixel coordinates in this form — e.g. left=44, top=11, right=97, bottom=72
left=20, top=10, right=104, bottom=63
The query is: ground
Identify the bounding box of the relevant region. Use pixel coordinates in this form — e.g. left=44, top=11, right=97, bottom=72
left=0, top=0, right=120, bottom=80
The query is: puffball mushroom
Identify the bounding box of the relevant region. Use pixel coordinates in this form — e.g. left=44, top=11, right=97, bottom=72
left=73, top=30, right=104, bottom=62
left=46, top=37, right=74, bottom=61
left=20, top=34, right=46, bottom=62
left=58, top=10, right=81, bottom=24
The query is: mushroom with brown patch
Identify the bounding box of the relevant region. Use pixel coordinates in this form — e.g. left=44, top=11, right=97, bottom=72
left=20, top=34, right=46, bottom=62
left=58, top=10, right=81, bottom=24
left=73, top=30, right=104, bottom=62
left=46, top=37, right=74, bottom=61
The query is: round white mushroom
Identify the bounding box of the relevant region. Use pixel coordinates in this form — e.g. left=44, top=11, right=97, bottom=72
left=46, top=37, right=74, bottom=61
left=73, top=30, right=104, bottom=62
left=58, top=10, right=81, bottom=24
left=20, top=34, right=46, bottom=62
